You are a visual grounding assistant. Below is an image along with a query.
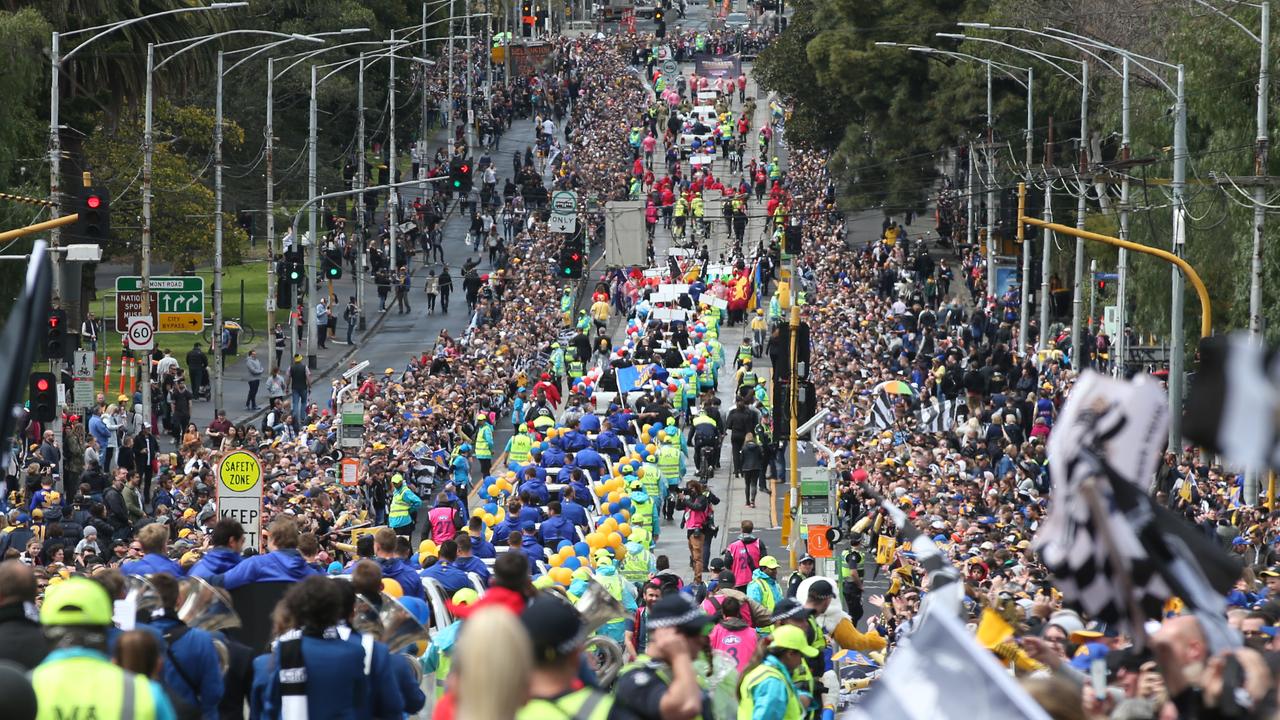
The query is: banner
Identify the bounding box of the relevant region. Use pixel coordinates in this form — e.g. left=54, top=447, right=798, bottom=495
left=693, top=53, right=742, bottom=79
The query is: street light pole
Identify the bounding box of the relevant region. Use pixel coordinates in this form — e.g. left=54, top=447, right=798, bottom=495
left=213, top=50, right=226, bottom=413
left=266, top=57, right=278, bottom=374
left=1170, top=63, right=1188, bottom=451
left=357, top=53, right=368, bottom=331
left=308, top=64, right=320, bottom=369
left=141, top=42, right=155, bottom=428
left=985, top=60, right=996, bottom=302
left=1071, top=60, right=1089, bottom=370
left=1117, top=56, right=1131, bottom=381
left=389, top=29, right=400, bottom=273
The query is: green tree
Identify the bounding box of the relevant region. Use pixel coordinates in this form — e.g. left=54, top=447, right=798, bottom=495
left=83, top=101, right=249, bottom=273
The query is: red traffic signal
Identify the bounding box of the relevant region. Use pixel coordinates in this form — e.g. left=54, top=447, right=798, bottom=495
left=460, top=164, right=470, bottom=174
left=35, top=377, right=49, bottom=392
left=86, top=194, right=102, bottom=209
left=48, top=315, right=59, bottom=329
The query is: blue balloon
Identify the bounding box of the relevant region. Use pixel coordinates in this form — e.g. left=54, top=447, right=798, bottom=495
left=563, top=556, right=582, bottom=570
left=539, top=442, right=550, bottom=451
left=619, top=497, right=633, bottom=510
left=612, top=513, right=628, bottom=524
left=484, top=502, right=498, bottom=514
left=508, top=461, right=521, bottom=472
left=574, top=541, right=590, bottom=556
left=633, top=443, right=646, bottom=454
left=557, top=539, right=574, bottom=551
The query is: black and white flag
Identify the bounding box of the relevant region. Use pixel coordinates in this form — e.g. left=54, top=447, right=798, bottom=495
left=1184, top=334, right=1280, bottom=479
left=842, top=610, right=1050, bottom=720
left=917, top=398, right=956, bottom=433
left=867, top=394, right=895, bottom=431
left=1034, top=371, right=1240, bottom=650
left=0, top=241, right=52, bottom=458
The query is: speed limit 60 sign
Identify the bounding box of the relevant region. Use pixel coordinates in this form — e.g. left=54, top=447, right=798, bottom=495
left=127, top=316, right=155, bottom=350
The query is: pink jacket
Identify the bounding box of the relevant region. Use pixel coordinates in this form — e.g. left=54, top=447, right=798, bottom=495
left=725, top=537, right=763, bottom=587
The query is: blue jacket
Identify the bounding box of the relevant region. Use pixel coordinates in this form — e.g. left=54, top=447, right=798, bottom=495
left=454, top=555, right=491, bottom=585
left=346, top=634, right=404, bottom=720
left=450, top=455, right=471, bottom=488
left=421, top=561, right=474, bottom=594
left=594, top=430, right=624, bottom=459
left=568, top=482, right=594, bottom=507
left=747, top=655, right=803, bottom=720
left=122, top=553, right=187, bottom=578
left=519, top=477, right=550, bottom=505
left=149, top=617, right=225, bottom=720
left=520, top=462, right=549, bottom=483
left=378, top=557, right=425, bottom=600
left=561, top=500, right=589, bottom=528
left=538, top=515, right=577, bottom=546
left=88, top=414, right=111, bottom=448
left=518, top=506, right=543, bottom=526
left=470, top=534, right=496, bottom=559
left=257, top=636, right=367, bottom=719
left=493, top=516, right=522, bottom=544
left=217, top=549, right=319, bottom=590
left=579, top=414, right=601, bottom=433
left=521, top=536, right=546, bottom=573
left=561, top=430, right=590, bottom=453
left=188, top=547, right=242, bottom=580
left=575, top=448, right=606, bottom=478
left=392, top=653, right=426, bottom=715
left=540, top=446, right=566, bottom=468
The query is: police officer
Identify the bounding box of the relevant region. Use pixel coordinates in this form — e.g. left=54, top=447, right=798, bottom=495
left=614, top=594, right=712, bottom=720
left=475, top=414, right=495, bottom=476
left=517, top=595, right=617, bottom=720
left=689, top=410, right=720, bottom=476
left=33, top=577, right=179, bottom=720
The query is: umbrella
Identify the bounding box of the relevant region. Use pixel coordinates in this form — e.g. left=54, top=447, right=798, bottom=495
left=873, top=380, right=915, bottom=396
left=492, top=32, right=512, bottom=45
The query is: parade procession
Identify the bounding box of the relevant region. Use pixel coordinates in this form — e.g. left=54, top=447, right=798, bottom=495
left=11, top=0, right=1280, bottom=718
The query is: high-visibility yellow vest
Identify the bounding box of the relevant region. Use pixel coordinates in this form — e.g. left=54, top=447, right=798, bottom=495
left=621, top=547, right=653, bottom=582
left=508, top=434, right=532, bottom=464
left=390, top=486, right=414, bottom=520
left=657, top=445, right=681, bottom=480
left=33, top=654, right=159, bottom=720
left=518, top=688, right=614, bottom=720
left=568, top=361, right=585, bottom=378
left=737, top=661, right=803, bottom=720
left=631, top=497, right=655, bottom=532
left=640, top=463, right=662, bottom=496
left=739, top=371, right=758, bottom=388
left=476, top=425, right=493, bottom=458
left=532, top=415, right=555, bottom=431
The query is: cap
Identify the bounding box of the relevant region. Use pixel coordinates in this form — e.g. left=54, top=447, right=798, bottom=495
left=798, top=555, right=815, bottom=564
left=759, top=555, right=779, bottom=569
left=648, top=593, right=712, bottom=633
left=452, top=588, right=479, bottom=605
left=717, top=570, right=736, bottom=586
left=770, top=625, right=820, bottom=657
left=391, top=473, right=405, bottom=485
left=520, top=521, right=536, bottom=532
left=1261, top=568, right=1280, bottom=578
left=41, top=576, right=113, bottom=626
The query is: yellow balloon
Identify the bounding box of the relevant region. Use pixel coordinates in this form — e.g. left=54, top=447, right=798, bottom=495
left=620, top=509, right=631, bottom=521
left=482, top=513, right=495, bottom=526
left=645, top=444, right=657, bottom=455
left=614, top=543, right=627, bottom=560
left=607, top=532, right=624, bottom=548
left=618, top=522, right=631, bottom=537
left=600, top=518, right=618, bottom=534
left=551, top=567, right=573, bottom=585
left=594, top=484, right=609, bottom=498
left=586, top=532, right=605, bottom=550
left=606, top=491, right=621, bottom=504
left=494, top=508, right=506, bottom=523
left=549, top=553, right=563, bottom=567
left=640, top=433, right=651, bottom=444
left=487, top=485, right=501, bottom=498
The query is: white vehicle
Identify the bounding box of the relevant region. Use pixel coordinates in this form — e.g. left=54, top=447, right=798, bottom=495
left=563, top=20, right=597, bottom=37
left=690, top=105, right=718, bottom=127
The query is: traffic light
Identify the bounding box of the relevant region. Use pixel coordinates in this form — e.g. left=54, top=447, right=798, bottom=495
left=558, top=243, right=583, bottom=279
left=458, top=161, right=473, bottom=194
left=29, top=372, right=56, bottom=422
left=1096, top=278, right=1107, bottom=293
left=43, top=308, right=67, bottom=361
left=70, top=186, right=110, bottom=244
left=783, top=222, right=803, bottom=256
left=653, top=7, right=664, bottom=22
left=286, top=251, right=304, bottom=284
left=323, top=248, right=343, bottom=280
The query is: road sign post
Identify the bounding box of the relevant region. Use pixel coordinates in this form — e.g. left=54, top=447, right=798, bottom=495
left=72, top=350, right=95, bottom=408
left=549, top=190, right=578, bottom=234
left=115, top=276, right=206, bottom=333
left=217, top=449, right=264, bottom=552
left=127, top=317, right=155, bottom=352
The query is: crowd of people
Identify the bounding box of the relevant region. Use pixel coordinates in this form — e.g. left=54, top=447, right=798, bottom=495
left=2, top=17, right=1278, bottom=720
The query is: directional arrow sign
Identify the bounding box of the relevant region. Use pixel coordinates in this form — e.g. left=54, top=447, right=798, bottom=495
left=116, top=276, right=205, bottom=334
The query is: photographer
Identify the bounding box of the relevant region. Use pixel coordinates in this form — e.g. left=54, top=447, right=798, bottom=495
left=676, top=480, right=719, bottom=586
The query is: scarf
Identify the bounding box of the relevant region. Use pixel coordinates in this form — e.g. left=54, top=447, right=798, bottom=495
left=278, top=625, right=340, bottom=720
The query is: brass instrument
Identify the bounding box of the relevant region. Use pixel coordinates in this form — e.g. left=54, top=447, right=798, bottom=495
left=178, top=576, right=242, bottom=676
left=123, top=575, right=161, bottom=617
left=574, top=579, right=627, bottom=687
left=352, top=592, right=430, bottom=654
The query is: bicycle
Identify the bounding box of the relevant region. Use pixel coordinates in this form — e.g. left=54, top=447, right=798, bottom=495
left=201, top=317, right=257, bottom=347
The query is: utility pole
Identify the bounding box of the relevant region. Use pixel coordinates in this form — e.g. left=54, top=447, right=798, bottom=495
left=389, top=29, right=400, bottom=273
left=1246, top=3, right=1271, bottom=504
left=1168, top=64, right=1188, bottom=452
left=1116, top=57, right=1131, bottom=380
left=1039, top=119, right=1054, bottom=353
left=465, top=1, right=475, bottom=150
left=356, top=53, right=368, bottom=331
left=967, top=143, right=976, bottom=250
left=141, top=42, right=155, bottom=428
left=49, top=33, right=63, bottom=308
left=212, top=50, right=226, bottom=413
left=447, top=2, right=455, bottom=142
left=265, top=58, right=277, bottom=374
left=985, top=61, right=996, bottom=299
left=1070, top=61, right=1089, bottom=373
left=421, top=2, right=429, bottom=149
left=1018, top=66, right=1034, bottom=357
left=307, top=64, right=319, bottom=368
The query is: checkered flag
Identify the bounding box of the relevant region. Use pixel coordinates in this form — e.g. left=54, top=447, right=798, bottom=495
left=1034, top=372, right=1241, bottom=650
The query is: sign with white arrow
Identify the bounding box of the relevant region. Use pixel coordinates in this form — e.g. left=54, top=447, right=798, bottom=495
left=115, top=276, right=205, bottom=333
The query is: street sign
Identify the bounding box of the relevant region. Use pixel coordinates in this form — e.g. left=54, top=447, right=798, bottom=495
left=657, top=45, right=672, bottom=61
left=127, top=317, right=155, bottom=351
left=115, top=291, right=158, bottom=333
left=807, top=524, right=833, bottom=558
left=217, top=449, right=264, bottom=552
left=72, top=351, right=95, bottom=380
left=662, top=59, right=679, bottom=77
left=340, top=458, right=361, bottom=487
left=72, top=351, right=95, bottom=408
left=115, top=276, right=205, bottom=333
left=1104, top=305, right=1119, bottom=339
left=549, top=190, right=578, bottom=234
left=340, top=402, right=365, bottom=448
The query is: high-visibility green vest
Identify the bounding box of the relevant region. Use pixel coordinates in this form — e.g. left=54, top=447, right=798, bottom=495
left=740, top=371, right=758, bottom=388
left=737, top=345, right=752, bottom=362
left=532, top=415, right=555, bottom=431
left=692, top=415, right=716, bottom=430
left=657, top=445, right=681, bottom=481
left=640, top=463, right=662, bottom=496
left=621, top=547, right=653, bottom=582
left=698, top=369, right=715, bottom=388
left=390, top=486, right=414, bottom=520
left=518, top=688, right=614, bottom=720
left=632, top=497, right=655, bottom=532
left=737, top=661, right=803, bottom=720
left=508, top=433, right=532, bottom=464
left=567, top=360, right=585, bottom=379
left=33, top=654, right=159, bottom=720
left=476, top=424, right=493, bottom=458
